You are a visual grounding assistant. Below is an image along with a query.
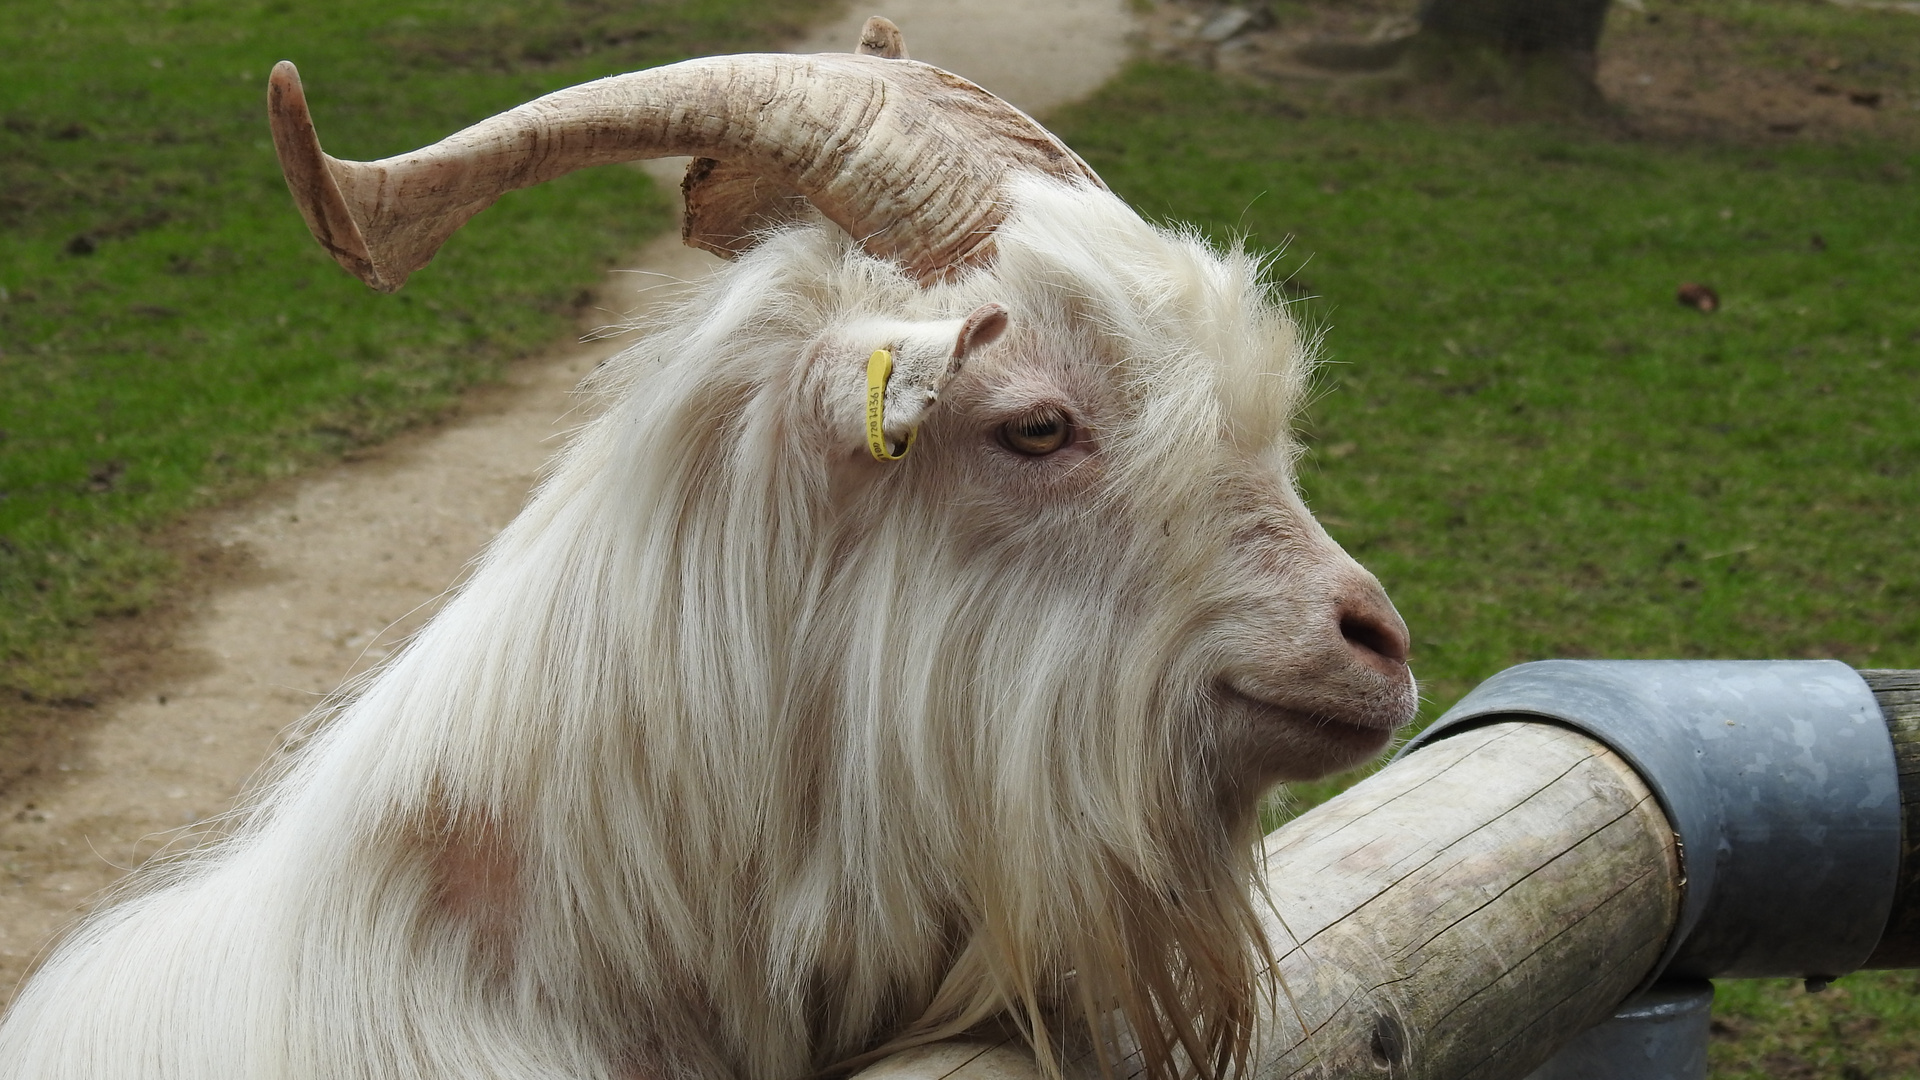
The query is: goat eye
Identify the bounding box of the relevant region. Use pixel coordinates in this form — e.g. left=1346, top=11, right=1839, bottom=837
left=998, top=408, right=1074, bottom=456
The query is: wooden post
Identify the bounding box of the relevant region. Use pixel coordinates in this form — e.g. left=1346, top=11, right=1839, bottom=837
left=1863, top=669, right=1920, bottom=968
left=1249, top=722, right=1678, bottom=1079
left=850, top=723, right=1680, bottom=1080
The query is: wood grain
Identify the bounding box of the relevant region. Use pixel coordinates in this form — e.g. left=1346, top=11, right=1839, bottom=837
left=1252, top=722, right=1678, bottom=1080
left=1861, top=669, right=1920, bottom=968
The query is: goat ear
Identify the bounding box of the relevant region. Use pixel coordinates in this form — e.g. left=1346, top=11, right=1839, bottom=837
left=955, top=302, right=1008, bottom=356
left=817, top=302, right=1011, bottom=453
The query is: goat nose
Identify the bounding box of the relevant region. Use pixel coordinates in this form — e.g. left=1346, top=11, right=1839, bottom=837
left=1338, top=590, right=1411, bottom=672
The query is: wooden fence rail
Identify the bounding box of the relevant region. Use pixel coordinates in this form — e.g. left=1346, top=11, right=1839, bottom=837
left=849, top=667, right=1919, bottom=1080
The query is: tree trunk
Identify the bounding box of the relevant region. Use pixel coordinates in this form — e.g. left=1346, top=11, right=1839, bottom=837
left=1418, top=0, right=1612, bottom=58
left=1405, top=0, right=1614, bottom=108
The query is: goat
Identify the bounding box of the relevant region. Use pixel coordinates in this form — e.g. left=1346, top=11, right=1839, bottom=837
left=0, top=21, right=1416, bottom=1080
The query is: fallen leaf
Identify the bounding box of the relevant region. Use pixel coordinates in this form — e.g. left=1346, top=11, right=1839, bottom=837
left=1677, top=283, right=1720, bottom=312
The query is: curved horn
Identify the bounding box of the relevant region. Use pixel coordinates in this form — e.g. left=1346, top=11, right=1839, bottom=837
left=268, top=54, right=1102, bottom=291
left=681, top=15, right=914, bottom=262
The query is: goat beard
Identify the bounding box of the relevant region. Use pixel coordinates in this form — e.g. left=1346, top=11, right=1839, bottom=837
left=823, top=773, right=1272, bottom=1080
left=988, top=825, right=1271, bottom=1080
left=756, top=521, right=1276, bottom=1080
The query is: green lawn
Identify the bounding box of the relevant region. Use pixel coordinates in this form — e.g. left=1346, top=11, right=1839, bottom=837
left=1046, top=35, right=1918, bottom=1080
left=0, top=0, right=832, bottom=766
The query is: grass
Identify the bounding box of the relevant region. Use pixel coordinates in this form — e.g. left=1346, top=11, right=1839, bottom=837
left=1707, top=0, right=1920, bottom=84
left=1711, top=973, right=1920, bottom=1078
left=0, top=0, right=834, bottom=772
left=1043, top=22, right=1919, bottom=1080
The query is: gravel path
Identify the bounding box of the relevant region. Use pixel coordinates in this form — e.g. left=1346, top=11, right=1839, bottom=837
left=0, top=0, right=1134, bottom=1008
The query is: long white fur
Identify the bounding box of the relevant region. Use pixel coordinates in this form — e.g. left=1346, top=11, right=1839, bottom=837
left=0, top=177, right=1378, bottom=1080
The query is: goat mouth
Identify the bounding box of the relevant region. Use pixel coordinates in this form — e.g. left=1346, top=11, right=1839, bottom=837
left=1217, top=683, right=1404, bottom=753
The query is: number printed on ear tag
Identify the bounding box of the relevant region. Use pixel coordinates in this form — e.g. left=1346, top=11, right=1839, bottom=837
left=865, top=348, right=915, bottom=462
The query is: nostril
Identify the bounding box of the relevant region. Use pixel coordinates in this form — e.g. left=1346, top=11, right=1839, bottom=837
left=1340, top=609, right=1410, bottom=666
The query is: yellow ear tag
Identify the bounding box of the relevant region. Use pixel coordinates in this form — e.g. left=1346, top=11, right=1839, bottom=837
left=865, top=348, right=915, bottom=462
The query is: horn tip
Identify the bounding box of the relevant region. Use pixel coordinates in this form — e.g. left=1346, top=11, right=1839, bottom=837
left=266, top=61, right=384, bottom=291
left=856, top=17, right=909, bottom=60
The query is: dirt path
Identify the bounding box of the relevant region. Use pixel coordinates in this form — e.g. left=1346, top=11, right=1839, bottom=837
left=0, top=0, right=1134, bottom=1006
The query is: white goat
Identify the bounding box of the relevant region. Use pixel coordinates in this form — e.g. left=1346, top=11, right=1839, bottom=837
left=0, top=23, right=1414, bottom=1080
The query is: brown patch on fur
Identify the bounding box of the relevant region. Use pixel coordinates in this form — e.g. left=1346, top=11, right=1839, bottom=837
left=423, top=809, right=522, bottom=970
left=611, top=1038, right=670, bottom=1080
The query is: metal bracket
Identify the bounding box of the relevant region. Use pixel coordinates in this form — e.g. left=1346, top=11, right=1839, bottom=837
left=1398, top=660, right=1900, bottom=982
left=1521, top=981, right=1715, bottom=1080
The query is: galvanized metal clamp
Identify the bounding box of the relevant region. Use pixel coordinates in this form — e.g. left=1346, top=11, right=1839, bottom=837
left=1398, top=659, right=1900, bottom=985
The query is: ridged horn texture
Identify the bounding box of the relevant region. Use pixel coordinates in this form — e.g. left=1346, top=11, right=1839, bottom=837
left=267, top=52, right=1104, bottom=292
left=680, top=15, right=912, bottom=263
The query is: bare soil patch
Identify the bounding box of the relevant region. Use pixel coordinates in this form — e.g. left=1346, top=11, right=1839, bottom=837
left=1143, top=0, right=1920, bottom=145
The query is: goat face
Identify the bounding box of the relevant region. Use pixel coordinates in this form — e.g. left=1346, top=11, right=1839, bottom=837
left=775, top=178, right=1416, bottom=808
